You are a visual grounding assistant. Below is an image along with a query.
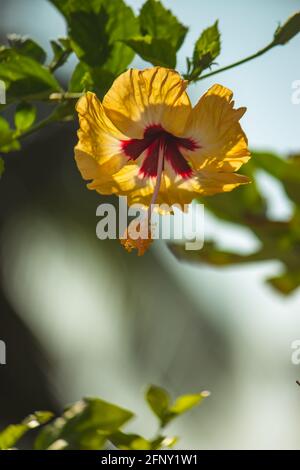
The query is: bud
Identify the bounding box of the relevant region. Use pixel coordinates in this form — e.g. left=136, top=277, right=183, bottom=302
left=273, top=12, right=300, bottom=45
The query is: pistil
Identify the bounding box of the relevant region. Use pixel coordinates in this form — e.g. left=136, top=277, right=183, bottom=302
left=121, top=142, right=165, bottom=255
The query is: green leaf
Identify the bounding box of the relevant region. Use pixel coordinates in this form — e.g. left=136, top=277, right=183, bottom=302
left=267, top=270, right=300, bottom=295
left=123, top=36, right=176, bottom=68
left=139, top=0, right=188, bottom=51
left=50, top=0, right=138, bottom=72
left=0, top=411, right=53, bottom=450
left=7, top=34, right=46, bottom=63
left=145, top=385, right=170, bottom=423
left=67, top=9, right=112, bottom=67
left=14, top=102, right=36, bottom=131
left=273, top=12, right=300, bottom=45
left=103, top=0, right=139, bottom=74
left=151, top=435, right=178, bottom=450
left=189, top=21, right=221, bottom=78
left=252, top=151, right=300, bottom=205
left=169, top=393, right=208, bottom=415
left=169, top=241, right=269, bottom=267
left=252, top=151, right=300, bottom=181
left=109, top=430, right=178, bottom=450
left=146, top=385, right=209, bottom=428
left=109, top=431, right=152, bottom=450
left=69, top=62, right=115, bottom=98
left=35, top=397, right=134, bottom=450
left=0, top=115, right=20, bottom=152
left=49, top=39, right=72, bottom=71
left=69, top=61, right=90, bottom=92
left=0, top=49, right=61, bottom=101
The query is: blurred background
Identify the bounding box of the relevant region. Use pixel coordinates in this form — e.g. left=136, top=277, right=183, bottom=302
left=0, top=0, right=300, bottom=449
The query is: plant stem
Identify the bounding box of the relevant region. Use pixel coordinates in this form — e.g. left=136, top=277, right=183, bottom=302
left=191, top=42, right=275, bottom=82
left=49, top=92, right=83, bottom=101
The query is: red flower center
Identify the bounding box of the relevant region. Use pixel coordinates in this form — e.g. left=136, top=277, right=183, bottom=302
left=121, top=125, right=199, bottom=178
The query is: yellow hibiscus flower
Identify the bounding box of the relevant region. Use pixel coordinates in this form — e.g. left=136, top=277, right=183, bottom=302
left=75, top=66, right=250, bottom=255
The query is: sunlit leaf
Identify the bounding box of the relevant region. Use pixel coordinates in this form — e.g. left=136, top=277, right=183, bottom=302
left=14, top=102, right=36, bottom=131
left=170, top=393, right=209, bottom=415
left=0, top=115, right=20, bottom=152
left=145, top=385, right=170, bottom=423
left=151, top=435, right=178, bottom=449
left=0, top=411, right=53, bottom=450
left=109, top=430, right=152, bottom=450
left=146, top=385, right=208, bottom=427
left=187, top=21, right=221, bottom=79
left=35, top=397, right=134, bottom=450
left=139, top=0, right=188, bottom=51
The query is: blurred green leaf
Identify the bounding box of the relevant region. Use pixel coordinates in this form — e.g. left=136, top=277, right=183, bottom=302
left=187, top=21, right=221, bottom=79
left=146, top=385, right=170, bottom=423
left=146, top=385, right=209, bottom=427
left=0, top=49, right=60, bottom=101
left=170, top=148, right=300, bottom=295
left=14, top=102, right=36, bottom=131
left=273, top=12, right=300, bottom=45
left=170, top=393, right=208, bottom=415
left=7, top=34, right=47, bottom=63
left=109, top=430, right=177, bottom=450
left=139, top=0, right=188, bottom=51
left=151, top=435, right=178, bottom=449
left=35, top=397, right=134, bottom=450
left=0, top=411, right=53, bottom=450
left=170, top=241, right=269, bottom=267
left=267, top=270, right=300, bottom=295
left=253, top=151, right=300, bottom=181
left=109, top=430, right=152, bottom=450
left=253, top=151, right=300, bottom=205
left=0, top=115, right=20, bottom=152
left=123, top=36, right=176, bottom=68
left=198, top=162, right=266, bottom=226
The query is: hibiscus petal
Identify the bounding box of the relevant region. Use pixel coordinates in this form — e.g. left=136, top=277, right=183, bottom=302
left=102, top=67, right=192, bottom=138
left=182, top=84, right=250, bottom=172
